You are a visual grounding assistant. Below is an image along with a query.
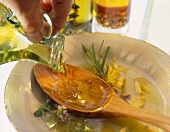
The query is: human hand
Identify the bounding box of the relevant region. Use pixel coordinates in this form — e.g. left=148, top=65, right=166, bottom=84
left=0, top=0, right=72, bottom=42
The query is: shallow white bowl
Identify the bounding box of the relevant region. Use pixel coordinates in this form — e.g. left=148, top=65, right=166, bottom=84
left=4, top=33, right=170, bottom=131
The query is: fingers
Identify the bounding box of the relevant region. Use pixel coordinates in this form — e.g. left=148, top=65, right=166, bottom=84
left=21, top=8, right=43, bottom=42
left=40, top=0, right=52, bottom=13
left=1, top=0, right=45, bottom=42
left=15, top=0, right=44, bottom=42
left=49, top=0, right=72, bottom=35
left=1, top=0, right=72, bottom=42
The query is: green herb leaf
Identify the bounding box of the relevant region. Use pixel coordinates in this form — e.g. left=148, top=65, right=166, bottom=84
left=98, top=40, right=104, bottom=59
left=82, top=41, right=110, bottom=79
left=91, top=43, right=97, bottom=63
left=33, top=108, right=43, bottom=117
left=101, top=46, right=110, bottom=71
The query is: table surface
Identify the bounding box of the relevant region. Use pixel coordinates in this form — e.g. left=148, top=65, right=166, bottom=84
left=1, top=0, right=169, bottom=131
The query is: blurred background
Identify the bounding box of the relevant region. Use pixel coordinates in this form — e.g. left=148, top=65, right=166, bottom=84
left=60, top=0, right=170, bottom=55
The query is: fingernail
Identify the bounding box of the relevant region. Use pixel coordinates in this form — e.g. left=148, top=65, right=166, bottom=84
left=43, top=0, right=51, bottom=4
left=40, top=22, right=52, bottom=39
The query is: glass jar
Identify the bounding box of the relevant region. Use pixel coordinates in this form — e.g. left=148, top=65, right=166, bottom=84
left=92, top=0, right=131, bottom=34
left=61, top=0, right=93, bottom=35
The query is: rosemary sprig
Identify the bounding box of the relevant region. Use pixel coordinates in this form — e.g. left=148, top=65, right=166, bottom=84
left=82, top=41, right=110, bottom=79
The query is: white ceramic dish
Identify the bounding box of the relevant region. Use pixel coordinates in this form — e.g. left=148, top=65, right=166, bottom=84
left=4, top=33, right=170, bottom=131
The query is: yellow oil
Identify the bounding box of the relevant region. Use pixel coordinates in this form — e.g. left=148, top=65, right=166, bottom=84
left=43, top=62, right=165, bottom=131
left=0, top=24, right=55, bottom=68
left=48, top=63, right=110, bottom=110
left=71, top=63, right=164, bottom=131
left=61, top=0, right=92, bottom=35
left=68, top=0, right=92, bottom=25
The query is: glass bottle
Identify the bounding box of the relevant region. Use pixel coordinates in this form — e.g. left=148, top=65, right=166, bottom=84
left=60, top=0, right=92, bottom=35
left=92, top=0, right=131, bottom=34
left=0, top=3, right=65, bottom=72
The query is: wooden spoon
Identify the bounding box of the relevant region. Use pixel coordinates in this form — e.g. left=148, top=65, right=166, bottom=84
left=34, top=64, right=170, bottom=131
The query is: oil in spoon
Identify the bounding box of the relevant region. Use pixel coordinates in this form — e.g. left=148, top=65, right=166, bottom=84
left=57, top=63, right=78, bottom=99
left=34, top=64, right=112, bottom=110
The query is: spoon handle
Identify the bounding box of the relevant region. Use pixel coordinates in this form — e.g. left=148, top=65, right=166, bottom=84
left=104, top=97, right=170, bottom=131
left=123, top=106, right=170, bottom=131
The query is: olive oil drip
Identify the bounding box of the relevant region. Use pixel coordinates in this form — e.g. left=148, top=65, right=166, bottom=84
left=49, top=43, right=111, bottom=110
left=51, top=41, right=107, bottom=108
left=57, top=63, right=78, bottom=100
left=48, top=64, right=108, bottom=110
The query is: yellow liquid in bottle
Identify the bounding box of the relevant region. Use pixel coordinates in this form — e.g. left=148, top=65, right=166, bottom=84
left=68, top=0, right=92, bottom=25
left=61, top=0, right=92, bottom=35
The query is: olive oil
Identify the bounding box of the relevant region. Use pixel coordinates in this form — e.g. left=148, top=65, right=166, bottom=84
left=61, top=0, right=92, bottom=35
left=38, top=64, right=110, bottom=110
left=42, top=62, right=164, bottom=132
left=56, top=76, right=108, bottom=110
left=69, top=0, right=92, bottom=25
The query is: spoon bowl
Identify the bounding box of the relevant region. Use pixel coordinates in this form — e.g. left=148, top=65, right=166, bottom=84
left=34, top=64, right=113, bottom=113
left=34, top=64, right=170, bottom=131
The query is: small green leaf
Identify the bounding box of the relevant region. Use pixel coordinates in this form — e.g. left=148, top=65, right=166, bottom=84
left=91, top=43, right=97, bottom=63
left=98, top=40, right=104, bottom=59
left=101, top=46, right=110, bottom=70
left=82, top=41, right=110, bottom=78
left=42, top=107, right=49, bottom=112
left=82, top=44, right=88, bottom=53
left=33, top=108, right=43, bottom=117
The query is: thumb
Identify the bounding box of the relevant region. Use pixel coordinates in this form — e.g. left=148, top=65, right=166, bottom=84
left=20, top=8, right=44, bottom=42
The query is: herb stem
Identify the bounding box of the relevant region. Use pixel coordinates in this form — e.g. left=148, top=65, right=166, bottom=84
left=82, top=41, right=110, bottom=79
